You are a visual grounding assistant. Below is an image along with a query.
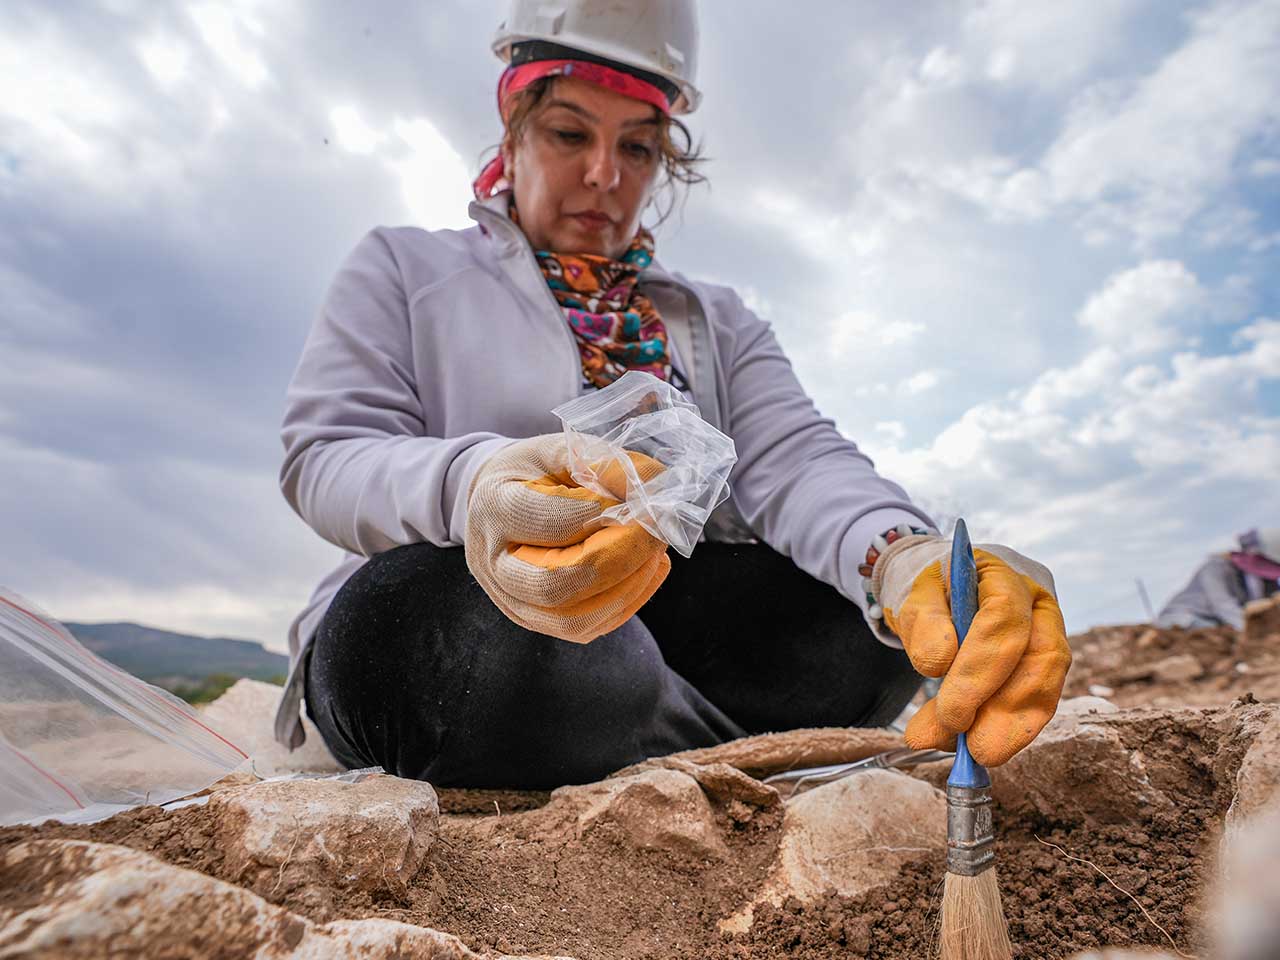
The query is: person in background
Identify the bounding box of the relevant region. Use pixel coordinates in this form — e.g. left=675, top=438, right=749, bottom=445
left=274, top=0, right=1072, bottom=789
left=1157, top=528, right=1280, bottom=630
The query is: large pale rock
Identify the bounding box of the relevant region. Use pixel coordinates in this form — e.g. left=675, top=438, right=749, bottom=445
left=992, top=710, right=1172, bottom=824
left=1225, top=711, right=1280, bottom=832
left=553, top=768, right=730, bottom=861
left=208, top=773, right=439, bottom=916
left=200, top=678, right=342, bottom=777
left=0, top=839, right=564, bottom=959
left=722, top=769, right=946, bottom=933
left=1055, top=695, right=1121, bottom=719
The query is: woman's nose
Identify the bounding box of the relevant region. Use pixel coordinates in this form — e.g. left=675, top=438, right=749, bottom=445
left=583, top=144, right=620, bottom=192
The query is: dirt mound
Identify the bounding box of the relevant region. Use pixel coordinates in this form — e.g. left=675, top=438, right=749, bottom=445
left=3, top=698, right=1276, bottom=959
left=1065, top=596, right=1280, bottom=709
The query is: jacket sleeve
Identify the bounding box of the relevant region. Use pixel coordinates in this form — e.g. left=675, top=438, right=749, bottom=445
left=280, top=230, right=511, bottom=556
left=713, top=287, right=935, bottom=642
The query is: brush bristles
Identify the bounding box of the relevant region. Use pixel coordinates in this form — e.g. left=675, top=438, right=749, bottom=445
left=939, top=868, right=1013, bottom=960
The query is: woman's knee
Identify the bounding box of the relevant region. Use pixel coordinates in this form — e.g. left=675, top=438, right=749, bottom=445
left=306, top=545, right=680, bottom=786
left=305, top=544, right=484, bottom=769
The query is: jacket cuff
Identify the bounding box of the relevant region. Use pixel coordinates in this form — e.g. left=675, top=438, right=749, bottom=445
left=444, top=435, right=519, bottom=544
left=841, top=507, right=937, bottom=648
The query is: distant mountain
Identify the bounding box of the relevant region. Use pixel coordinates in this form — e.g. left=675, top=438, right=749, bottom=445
left=63, top=622, right=288, bottom=688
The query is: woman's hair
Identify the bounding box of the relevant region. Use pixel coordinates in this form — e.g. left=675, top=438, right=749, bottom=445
left=496, top=75, right=708, bottom=228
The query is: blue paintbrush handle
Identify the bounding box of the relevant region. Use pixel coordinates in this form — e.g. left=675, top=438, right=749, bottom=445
left=947, top=519, right=991, bottom=790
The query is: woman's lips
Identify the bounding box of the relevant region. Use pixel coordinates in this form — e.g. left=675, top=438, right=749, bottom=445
left=570, top=211, right=613, bottom=230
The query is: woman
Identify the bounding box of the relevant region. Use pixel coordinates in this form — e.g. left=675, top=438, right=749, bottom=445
left=1157, top=527, right=1280, bottom=629
left=275, top=1, right=1070, bottom=790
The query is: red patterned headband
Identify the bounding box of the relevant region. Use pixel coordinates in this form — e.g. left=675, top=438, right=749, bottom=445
left=473, top=59, right=671, bottom=200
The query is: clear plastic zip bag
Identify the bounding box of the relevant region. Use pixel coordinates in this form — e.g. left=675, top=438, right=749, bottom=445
left=552, top=371, right=738, bottom=557
left=0, top=589, right=249, bottom=825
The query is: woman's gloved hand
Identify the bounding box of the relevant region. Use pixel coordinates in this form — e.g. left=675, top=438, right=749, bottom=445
left=871, top=535, right=1071, bottom=766
left=465, top=434, right=670, bottom=643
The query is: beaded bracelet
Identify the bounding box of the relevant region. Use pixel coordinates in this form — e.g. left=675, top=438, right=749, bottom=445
left=858, top=523, right=932, bottom=621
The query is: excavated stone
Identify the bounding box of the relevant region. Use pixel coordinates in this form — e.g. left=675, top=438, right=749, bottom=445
left=907, top=696, right=1118, bottom=793
left=0, top=839, right=564, bottom=959
left=992, top=709, right=1171, bottom=824
left=1056, top=694, right=1120, bottom=718
left=1241, top=594, right=1280, bottom=660
left=611, top=756, right=779, bottom=810
left=555, top=768, right=730, bottom=861
left=199, top=678, right=342, bottom=777
left=1225, top=711, right=1280, bottom=831
left=613, top=725, right=905, bottom=780
left=1149, top=653, right=1204, bottom=684
left=721, top=769, right=946, bottom=933
left=208, top=773, right=439, bottom=916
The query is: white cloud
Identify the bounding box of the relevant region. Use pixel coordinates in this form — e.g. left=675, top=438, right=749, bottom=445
left=189, top=3, right=271, bottom=89
left=136, top=33, right=192, bottom=89
left=919, top=46, right=965, bottom=86
left=960, top=0, right=1152, bottom=91
left=874, top=420, right=907, bottom=443
left=829, top=311, right=925, bottom=357
left=391, top=116, right=475, bottom=230
left=873, top=313, right=1280, bottom=627
left=1076, top=260, right=1205, bottom=353
left=902, top=370, right=942, bottom=395
left=1041, top=0, right=1280, bottom=243
left=330, top=104, right=386, bottom=155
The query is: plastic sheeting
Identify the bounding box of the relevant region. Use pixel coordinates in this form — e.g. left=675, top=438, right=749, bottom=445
left=0, top=589, right=249, bottom=825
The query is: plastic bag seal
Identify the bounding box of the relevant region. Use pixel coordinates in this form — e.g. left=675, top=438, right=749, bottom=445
left=552, top=371, right=737, bottom=557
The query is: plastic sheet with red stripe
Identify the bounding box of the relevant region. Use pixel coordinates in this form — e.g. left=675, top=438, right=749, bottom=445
left=0, top=588, right=249, bottom=825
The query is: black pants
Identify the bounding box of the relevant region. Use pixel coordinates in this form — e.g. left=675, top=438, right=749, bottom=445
left=305, top=541, right=919, bottom=789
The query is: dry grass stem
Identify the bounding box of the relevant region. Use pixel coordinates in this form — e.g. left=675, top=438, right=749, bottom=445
left=939, top=869, right=1013, bottom=960
left=1034, top=836, right=1197, bottom=959
left=271, top=814, right=302, bottom=896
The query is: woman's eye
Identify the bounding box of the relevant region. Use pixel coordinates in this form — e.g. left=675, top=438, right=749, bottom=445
left=554, top=129, right=585, bottom=144
left=624, top=142, right=655, bottom=160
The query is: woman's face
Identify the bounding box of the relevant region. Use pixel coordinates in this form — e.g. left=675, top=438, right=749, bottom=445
left=503, top=76, right=662, bottom=258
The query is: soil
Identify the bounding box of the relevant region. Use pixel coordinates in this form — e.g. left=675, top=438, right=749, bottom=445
left=703, top=807, right=1210, bottom=959
left=1065, top=602, right=1280, bottom=710
left=3, top=613, right=1278, bottom=959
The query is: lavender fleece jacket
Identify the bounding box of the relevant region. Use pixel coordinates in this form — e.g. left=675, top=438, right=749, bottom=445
left=274, top=194, right=933, bottom=749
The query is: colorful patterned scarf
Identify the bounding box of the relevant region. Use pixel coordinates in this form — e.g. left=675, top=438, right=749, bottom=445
left=511, top=204, right=671, bottom=388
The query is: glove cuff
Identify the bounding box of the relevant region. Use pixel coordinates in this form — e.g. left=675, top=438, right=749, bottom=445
left=860, top=525, right=936, bottom=635
left=868, top=535, right=1061, bottom=637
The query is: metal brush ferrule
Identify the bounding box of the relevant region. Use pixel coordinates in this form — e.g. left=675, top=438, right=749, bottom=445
left=946, top=783, right=995, bottom=876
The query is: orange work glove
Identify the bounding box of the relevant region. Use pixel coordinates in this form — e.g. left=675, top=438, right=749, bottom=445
left=871, top=536, right=1071, bottom=767
left=465, top=434, right=670, bottom=643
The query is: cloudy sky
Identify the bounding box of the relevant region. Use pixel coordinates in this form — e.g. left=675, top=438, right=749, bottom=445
left=2, top=0, right=1277, bottom=650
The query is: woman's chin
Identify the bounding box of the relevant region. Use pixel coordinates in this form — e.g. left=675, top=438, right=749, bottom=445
left=551, top=225, right=620, bottom=257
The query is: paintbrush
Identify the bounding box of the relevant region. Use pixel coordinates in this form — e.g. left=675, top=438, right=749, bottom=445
left=939, top=519, right=1013, bottom=960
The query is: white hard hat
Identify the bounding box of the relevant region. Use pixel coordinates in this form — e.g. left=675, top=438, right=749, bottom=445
left=492, top=0, right=701, bottom=114
left=1258, top=528, right=1280, bottom=563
